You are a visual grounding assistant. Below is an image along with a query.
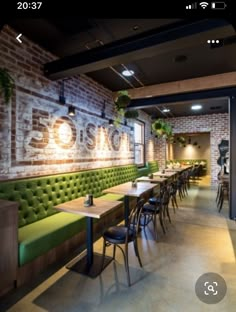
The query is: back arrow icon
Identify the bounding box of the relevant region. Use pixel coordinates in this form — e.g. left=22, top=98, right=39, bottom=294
left=16, top=34, right=22, bottom=43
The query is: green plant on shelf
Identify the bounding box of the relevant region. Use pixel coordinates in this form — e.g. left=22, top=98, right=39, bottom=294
left=0, top=68, right=14, bottom=103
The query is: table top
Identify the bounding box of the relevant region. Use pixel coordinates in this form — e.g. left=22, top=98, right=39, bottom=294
left=136, top=176, right=167, bottom=183
left=165, top=165, right=192, bottom=172
left=153, top=171, right=177, bottom=178
left=54, top=197, right=122, bottom=219
left=103, top=181, right=156, bottom=197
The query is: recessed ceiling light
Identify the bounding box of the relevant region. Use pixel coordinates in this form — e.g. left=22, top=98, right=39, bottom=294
left=191, top=104, right=202, bottom=110
left=162, top=108, right=170, bottom=113
left=122, top=70, right=134, bottom=77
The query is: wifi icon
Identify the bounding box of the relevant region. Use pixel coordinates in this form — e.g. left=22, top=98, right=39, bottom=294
left=199, top=2, right=209, bottom=9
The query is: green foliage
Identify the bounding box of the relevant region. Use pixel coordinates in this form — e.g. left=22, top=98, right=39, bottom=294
left=124, top=110, right=139, bottom=119
left=114, top=108, right=125, bottom=127
left=152, top=119, right=173, bottom=139
left=176, top=136, right=186, bottom=146
left=0, top=68, right=14, bottom=103
left=114, top=90, right=131, bottom=110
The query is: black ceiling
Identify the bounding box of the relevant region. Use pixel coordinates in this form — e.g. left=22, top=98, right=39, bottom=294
left=6, top=18, right=236, bottom=117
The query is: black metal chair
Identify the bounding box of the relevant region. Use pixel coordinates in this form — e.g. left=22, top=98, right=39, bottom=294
left=140, top=186, right=170, bottom=240
left=169, top=181, right=178, bottom=212
left=100, top=199, right=144, bottom=286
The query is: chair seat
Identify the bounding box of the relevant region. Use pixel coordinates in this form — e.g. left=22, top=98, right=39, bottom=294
left=148, top=197, right=161, bottom=205
left=143, top=203, right=160, bottom=213
left=103, top=226, right=135, bottom=244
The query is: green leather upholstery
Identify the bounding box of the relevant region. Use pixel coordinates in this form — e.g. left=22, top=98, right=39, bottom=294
left=101, top=165, right=138, bottom=189
left=0, top=169, right=103, bottom=228
left=137, top=165, right=149, bottom=177
left=147, top=161, right=159, bottom=173
left=18, top=212, right=86, bottom=266
left=0, top=163, right=157, bottom=266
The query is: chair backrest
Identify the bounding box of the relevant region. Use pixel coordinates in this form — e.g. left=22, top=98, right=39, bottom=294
left=128, top=198, right=144, bottom=236
left=161, top=187, right=170, bottom=205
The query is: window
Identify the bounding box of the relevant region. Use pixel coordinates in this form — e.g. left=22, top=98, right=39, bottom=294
left=134, top=120, right=145, bottom=166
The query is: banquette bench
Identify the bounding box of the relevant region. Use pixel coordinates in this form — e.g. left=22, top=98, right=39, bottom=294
left=0, top=161, right=158, bottom=288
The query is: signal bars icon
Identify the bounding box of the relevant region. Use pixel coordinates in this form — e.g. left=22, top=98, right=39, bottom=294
left=186, top=2, right=197, bottom=9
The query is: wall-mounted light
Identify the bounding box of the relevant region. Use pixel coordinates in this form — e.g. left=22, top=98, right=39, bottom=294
left=109, top=119, right=114, bottom=127
left=68, top=105, right=75, bottom=116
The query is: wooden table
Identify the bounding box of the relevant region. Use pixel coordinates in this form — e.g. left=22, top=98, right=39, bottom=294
left=103, top=182, right=156, bottom=226
left=153, top=171, right=177, bottom=179
left=165, top=165, right=192, bottom=173
left=136, top=176, right=167, bottom=185
left=54, top=197, right=122, bottom=278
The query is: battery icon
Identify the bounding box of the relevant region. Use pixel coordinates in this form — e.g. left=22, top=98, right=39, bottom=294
left=211, top=2, right=227, bottom=9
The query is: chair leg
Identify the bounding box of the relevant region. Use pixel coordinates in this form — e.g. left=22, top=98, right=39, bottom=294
left=152, top=212, right=158, bottom=241
left=216, top=183, right=221, bottom=202
left=171, top=197, right=176, bottom=213
left=133, top=239, right=142, bottom=267
left=159, top=213, right=166, bottom=234
left=173, top=195, right=178, bottom=209
left=165, top=204, right=171, bottom=223
left=125, top=243, right=131, bottom=286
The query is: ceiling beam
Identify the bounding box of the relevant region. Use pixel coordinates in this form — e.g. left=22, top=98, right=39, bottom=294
left=121, top=72, right=236, bottom=103
left=44, top=19, right=229, bottom=80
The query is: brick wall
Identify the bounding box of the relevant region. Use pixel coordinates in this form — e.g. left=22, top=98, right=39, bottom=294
left=156, top=114, right=229, bottom=186
left=0, top=25, right=156, bottom=180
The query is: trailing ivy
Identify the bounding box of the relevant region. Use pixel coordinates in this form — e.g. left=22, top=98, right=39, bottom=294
left=0, top=68, right=14, bottom=103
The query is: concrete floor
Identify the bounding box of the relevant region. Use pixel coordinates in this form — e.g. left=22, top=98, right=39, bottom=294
left=1, top=176, right=236, bottom=312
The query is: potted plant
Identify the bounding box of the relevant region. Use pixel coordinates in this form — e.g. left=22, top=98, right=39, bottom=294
left=114, top=90, right=131, bottom=110
left=152, top=119, right=173, bottom=169
left=152, top=119, right=173, bottom=139
left=176, top=136, right=186, bottom=147
left=0, top=68, right=14, bottom=103
left=124, top=109, right=139, bottom=119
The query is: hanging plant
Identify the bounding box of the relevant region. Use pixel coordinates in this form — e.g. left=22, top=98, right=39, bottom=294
left=0, top=68, right=15, bottom=103
left=124, top=109, right=139, bottom=119
left=152, top=119, right=173, bottom=139
left=114, top=108, right=125, bottom=127
left=176, top=136, right=186, bottom=146
left=114, top=90, right=131, bottom=110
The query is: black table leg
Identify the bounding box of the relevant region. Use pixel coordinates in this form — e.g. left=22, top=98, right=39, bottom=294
left=66, top=216, right=112, bottom=278
left=86, top=217, right=93, bottom=266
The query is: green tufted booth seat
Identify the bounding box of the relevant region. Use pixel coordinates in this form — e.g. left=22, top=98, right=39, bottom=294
left=147, top=161, right=159, bottom=173
left=0, top=164, right=143, bottom=267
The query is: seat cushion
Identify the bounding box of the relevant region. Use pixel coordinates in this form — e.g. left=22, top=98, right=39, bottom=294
left=99, top=193, right=124, bottom=201
left=103, top=226, right=134, bottom=244
left=143, top=203, right=160, bottom=213
left=18, top=212, right=86, bottom=266
left=148, top=197, right=161, bottom=205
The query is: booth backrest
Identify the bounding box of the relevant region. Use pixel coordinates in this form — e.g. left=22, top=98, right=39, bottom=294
left=148, top=161, right=159, bottom=173
left=0, top=169, right=103, bottom=228
left=101, top=165, right=138, bottom=189
left=0, top=165, right=139, bottom=228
